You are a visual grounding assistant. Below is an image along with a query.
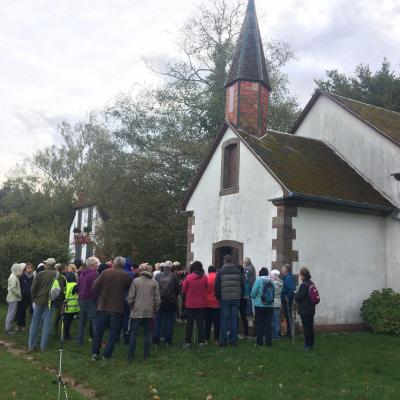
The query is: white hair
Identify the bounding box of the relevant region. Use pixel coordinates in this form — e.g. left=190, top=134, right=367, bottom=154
left=86, top=256, right=100, bottom=268
left=271, top=269, right=281, bottom=279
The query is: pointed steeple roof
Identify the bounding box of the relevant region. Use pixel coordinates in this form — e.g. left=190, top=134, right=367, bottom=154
left=225, top=0, right=271, bottom=90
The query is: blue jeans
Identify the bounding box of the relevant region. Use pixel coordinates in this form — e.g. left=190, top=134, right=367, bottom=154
left=28, top=304, right=54, bottom=351
left=219, top=299, right=240, bottom=346
left=77, top=299, right=97, bottom=345
left=91, top=311, right=122, bottom=359
left=152, top=303, right=176, bottom=345
left=128, top=318, right=152, bottom=360
left=273, top=307, right=281, bottom=338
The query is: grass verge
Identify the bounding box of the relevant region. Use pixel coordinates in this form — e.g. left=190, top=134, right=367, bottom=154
left=1, top=306, right=399, bottom=400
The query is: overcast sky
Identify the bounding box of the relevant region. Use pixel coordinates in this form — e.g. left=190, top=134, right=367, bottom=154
left=1, top=0, right=400, bottom=183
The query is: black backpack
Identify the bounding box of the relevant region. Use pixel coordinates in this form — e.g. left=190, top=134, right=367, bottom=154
left=261, top=280, right=275, bottom=305
left=158, top=273, right=176, bottom=302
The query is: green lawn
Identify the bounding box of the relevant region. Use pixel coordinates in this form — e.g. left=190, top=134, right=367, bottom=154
left=1, top=306, right=399, bottom=400
left=0, top=346, right=85, bottom=400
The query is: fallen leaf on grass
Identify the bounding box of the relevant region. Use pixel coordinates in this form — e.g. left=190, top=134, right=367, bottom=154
left=206, top=394, right=212, bottom=400
left=196, top=371, right=206, bottom=377
left=11, top=392, right=16, bottom=397
left=278, top=383, right=283, bottom=389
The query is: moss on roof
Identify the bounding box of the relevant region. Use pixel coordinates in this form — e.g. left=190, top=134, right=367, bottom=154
left=242, top=130, right=394, bottom=208
left=330, top=94, right=400, bottom=147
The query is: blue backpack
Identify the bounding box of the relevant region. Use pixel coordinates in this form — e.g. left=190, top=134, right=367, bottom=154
left=261, top=280, right=275, bottom=305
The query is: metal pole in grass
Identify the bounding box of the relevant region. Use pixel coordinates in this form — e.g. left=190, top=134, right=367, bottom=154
left=57, top=302, right=70, bottom=400
left=291, top=308, right=295, bottom=346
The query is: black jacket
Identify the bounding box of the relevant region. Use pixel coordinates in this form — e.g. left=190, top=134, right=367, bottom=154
left=295, top=280, right=315, bottom=315
left=214, top=264, right=244, bottom=301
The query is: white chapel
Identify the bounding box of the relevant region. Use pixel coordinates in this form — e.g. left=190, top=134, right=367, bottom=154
left=181, top=0, right=400, bottom=329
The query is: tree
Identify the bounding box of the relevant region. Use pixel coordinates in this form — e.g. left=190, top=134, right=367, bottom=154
left=0, top=0, right=300, bottom=267
left=147, top=0, right=299, bottom=134
left=315, top=59, right=400, bottom=112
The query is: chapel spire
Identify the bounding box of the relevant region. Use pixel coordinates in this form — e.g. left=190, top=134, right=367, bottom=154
left=225, top=0, right=271, bottom=136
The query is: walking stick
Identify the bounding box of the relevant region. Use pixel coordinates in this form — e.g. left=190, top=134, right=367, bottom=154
left=57, top=302, right=70, bottom=400
left=291, top=307, right=295, bottom=346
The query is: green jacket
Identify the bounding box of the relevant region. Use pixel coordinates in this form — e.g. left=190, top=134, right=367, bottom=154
left=31, top=267, right=58, bottom=306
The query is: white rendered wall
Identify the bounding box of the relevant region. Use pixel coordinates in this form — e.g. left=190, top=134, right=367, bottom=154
left=386, top=214, right=400, bottom=291
left=293, top=207, right=387, bottom=325
left=186, top=128, right=283, bottom=270
left=295, top=95, right=400, bottom=207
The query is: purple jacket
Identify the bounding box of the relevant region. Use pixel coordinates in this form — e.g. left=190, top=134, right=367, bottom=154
left=77, top=268, right=97, bottom=301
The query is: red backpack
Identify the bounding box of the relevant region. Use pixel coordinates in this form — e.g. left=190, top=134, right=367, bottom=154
left=308, top=281, right=320, bottom=305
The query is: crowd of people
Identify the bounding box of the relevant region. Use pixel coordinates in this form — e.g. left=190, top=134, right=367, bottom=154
left=4, top=254, right=317, bottom=362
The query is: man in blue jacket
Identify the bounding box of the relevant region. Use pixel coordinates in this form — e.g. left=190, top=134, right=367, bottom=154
left=280, top=264, right=296, bottom=338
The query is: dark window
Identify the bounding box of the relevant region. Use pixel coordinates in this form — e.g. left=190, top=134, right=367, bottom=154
left=223, top=143, right=238, bottom=190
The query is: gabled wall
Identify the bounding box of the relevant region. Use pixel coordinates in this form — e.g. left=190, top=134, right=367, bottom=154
left=295, top=94, right=400, bottom=304
left=186, top=127, right=283, bottom=268
left=295, top=95, right=400, bottom=207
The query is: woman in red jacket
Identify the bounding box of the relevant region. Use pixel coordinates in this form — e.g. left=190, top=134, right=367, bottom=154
left=182, top=261, right=207, bottom=348
left=205, top=265, right=220, bottom=344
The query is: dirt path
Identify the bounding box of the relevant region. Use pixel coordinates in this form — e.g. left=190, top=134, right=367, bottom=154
left=0, top=339, right=99, bottom=399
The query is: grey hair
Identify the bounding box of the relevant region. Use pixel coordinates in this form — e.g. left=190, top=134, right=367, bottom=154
left=86, top=256, right=100, bottom=268
left=113, top=256, right=126, bottom=269
left=140, top=263, right=153, bottom=273
left=243, top=257, right=252, bottom=266
left=164, top=260, right=173, bottom=269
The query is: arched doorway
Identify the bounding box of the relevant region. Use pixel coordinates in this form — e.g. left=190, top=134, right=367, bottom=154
left=212, top=240, right=243, bottom=268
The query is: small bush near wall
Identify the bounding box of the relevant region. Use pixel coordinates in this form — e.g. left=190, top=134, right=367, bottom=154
left=361, top=288, right=400, bottom=335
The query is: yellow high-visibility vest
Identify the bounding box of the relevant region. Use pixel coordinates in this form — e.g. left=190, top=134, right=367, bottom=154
left=64, top=282, right=80, bottom=314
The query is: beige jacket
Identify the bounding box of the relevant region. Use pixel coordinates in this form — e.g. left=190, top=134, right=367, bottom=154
left=7, top=264, right=21, bottom=303
left=127, top=271, right=161, bottom=319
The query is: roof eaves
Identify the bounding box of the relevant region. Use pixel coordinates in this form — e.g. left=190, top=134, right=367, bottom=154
left=321, top=138, right=398, bottom=206
left=323, top=92, right=400, bottom=148
left=270, top=192, right=397, bottom=213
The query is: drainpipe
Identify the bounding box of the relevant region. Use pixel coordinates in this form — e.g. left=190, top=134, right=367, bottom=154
left=392, top=210, right=400, bottom=221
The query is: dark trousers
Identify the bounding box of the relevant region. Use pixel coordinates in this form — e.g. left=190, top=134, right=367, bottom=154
left=219, top=299, right=240, bottom=346
left=254, top=306, right=273, bottom=346
left=128, top=318, right=152, bottom=360
left=239, top=299, right=249, bottom=336
left=282, top=296, right=294, bottom=336
left=300, top=314, right=315, bottom=348
left=185, top=308, right=205, bottom=344
left=205, top=307, right=220, bottom=341
left=16, top=296, right=32, bottom=327
left=152, top=303, right=176, bottom=345
left=63, top=313, right=77, bottom=339
left=92, top=311, right=122, bottom=359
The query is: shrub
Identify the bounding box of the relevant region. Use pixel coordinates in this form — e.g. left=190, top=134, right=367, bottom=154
left=361, top=288, right=400, bottom=335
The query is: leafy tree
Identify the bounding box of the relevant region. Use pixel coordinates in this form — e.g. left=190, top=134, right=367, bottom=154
left=0, top=179, right=73, bottom=301
left=0, top=0, right=300, bottom=268
left=147, top=0, right=299, bottom=134
left=316, top=59, right=400, bottom=112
